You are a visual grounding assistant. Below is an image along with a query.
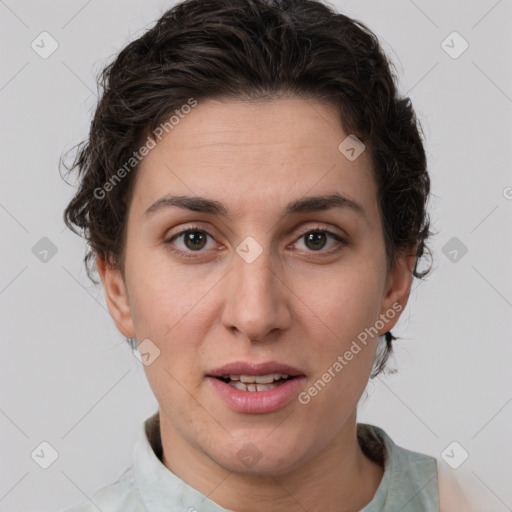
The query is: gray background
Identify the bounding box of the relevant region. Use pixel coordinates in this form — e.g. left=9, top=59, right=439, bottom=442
left=1, top=0, right=511, bottom=510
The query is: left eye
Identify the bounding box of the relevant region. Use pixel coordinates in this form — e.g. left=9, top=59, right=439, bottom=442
left=165, top=227, right=345, bottom=257
left=293, top=229, right=345, bottom=252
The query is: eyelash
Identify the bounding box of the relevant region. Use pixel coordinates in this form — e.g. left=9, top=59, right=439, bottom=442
left=164, top=225, right=347, bottom=260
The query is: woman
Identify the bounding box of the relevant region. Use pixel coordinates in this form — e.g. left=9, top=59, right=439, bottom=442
left=61, top=0, right=473, bottom=510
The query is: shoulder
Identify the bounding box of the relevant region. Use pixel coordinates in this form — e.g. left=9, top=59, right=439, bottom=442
left=437, top=460, right=470, bottom=512
left=436, top=458, right=495, bottom=512
left=58, top=467, right=144, bottom=512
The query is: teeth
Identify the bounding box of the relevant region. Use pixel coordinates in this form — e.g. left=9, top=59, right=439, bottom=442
left=231, top=381, right=247, bottom=392
left=237, top=373, right=289, bottom=384
left=230, top=381, right=283, bottom=392
left=216, top=373, right=293, bottom=391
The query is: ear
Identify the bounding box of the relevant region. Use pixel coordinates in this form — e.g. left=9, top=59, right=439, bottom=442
left=96, top=254, right=136, bottom=338
left=377, top=246, right=417, bottom=335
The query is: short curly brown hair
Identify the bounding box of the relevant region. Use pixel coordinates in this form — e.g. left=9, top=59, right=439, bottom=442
left=61, top=0, right=432, bottom=377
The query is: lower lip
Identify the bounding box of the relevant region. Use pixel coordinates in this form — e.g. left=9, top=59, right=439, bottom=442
left=206, top=376, right=306, bottom=414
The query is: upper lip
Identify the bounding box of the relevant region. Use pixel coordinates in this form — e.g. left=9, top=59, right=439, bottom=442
left=207, top=361, right=305, bottom=377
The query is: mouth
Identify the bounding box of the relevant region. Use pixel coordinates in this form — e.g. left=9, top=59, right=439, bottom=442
left=207, top=360, right=305, bottom=385
left=206, top=361, right=306, bottom=413
left=214, top=373, right=298, bottom=392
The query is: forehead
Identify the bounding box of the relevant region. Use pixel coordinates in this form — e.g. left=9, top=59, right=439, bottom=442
left=130, top=97, right=378, bottom=222
left=148, top=97, right=357, bottom=158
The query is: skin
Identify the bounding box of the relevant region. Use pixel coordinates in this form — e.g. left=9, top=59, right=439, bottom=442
left=97, top=97, right=416, bottom=512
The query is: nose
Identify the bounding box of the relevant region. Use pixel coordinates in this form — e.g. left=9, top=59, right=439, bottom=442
left=221, top=244, right=292, bottom=342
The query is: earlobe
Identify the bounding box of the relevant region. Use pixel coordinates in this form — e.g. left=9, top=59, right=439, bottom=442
left=96, top=255, right=136, bottom=338
left=378, top=248, right=417, bottom=334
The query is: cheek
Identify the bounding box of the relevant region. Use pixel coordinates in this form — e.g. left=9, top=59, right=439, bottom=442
left=126, top=257, right=219, bottom=372
left=293, top=268, right=382, bottom=405
left=125, top=245, right=194, bottom=331
left=298, top=269, right=383, bottom=341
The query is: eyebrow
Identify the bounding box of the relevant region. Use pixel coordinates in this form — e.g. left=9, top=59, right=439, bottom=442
left=144, top=193, right=366, bottom=219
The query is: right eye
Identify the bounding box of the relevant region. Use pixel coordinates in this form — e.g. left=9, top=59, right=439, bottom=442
left=164, top=226, right=219, bottom=258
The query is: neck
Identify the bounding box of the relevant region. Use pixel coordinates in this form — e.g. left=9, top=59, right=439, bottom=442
left=159, top=411, right=384, bottom=512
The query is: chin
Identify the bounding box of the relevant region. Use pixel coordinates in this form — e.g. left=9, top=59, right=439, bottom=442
left=209, top=435, right=311, bottom=477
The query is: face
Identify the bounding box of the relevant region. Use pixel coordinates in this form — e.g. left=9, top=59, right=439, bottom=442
left=98, top=97, right=414, bottom=476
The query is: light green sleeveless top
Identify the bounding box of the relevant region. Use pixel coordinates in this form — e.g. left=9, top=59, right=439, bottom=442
left=357, top=423, right=439, bottom=511
left=61, top=413, right=440, bottom=512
